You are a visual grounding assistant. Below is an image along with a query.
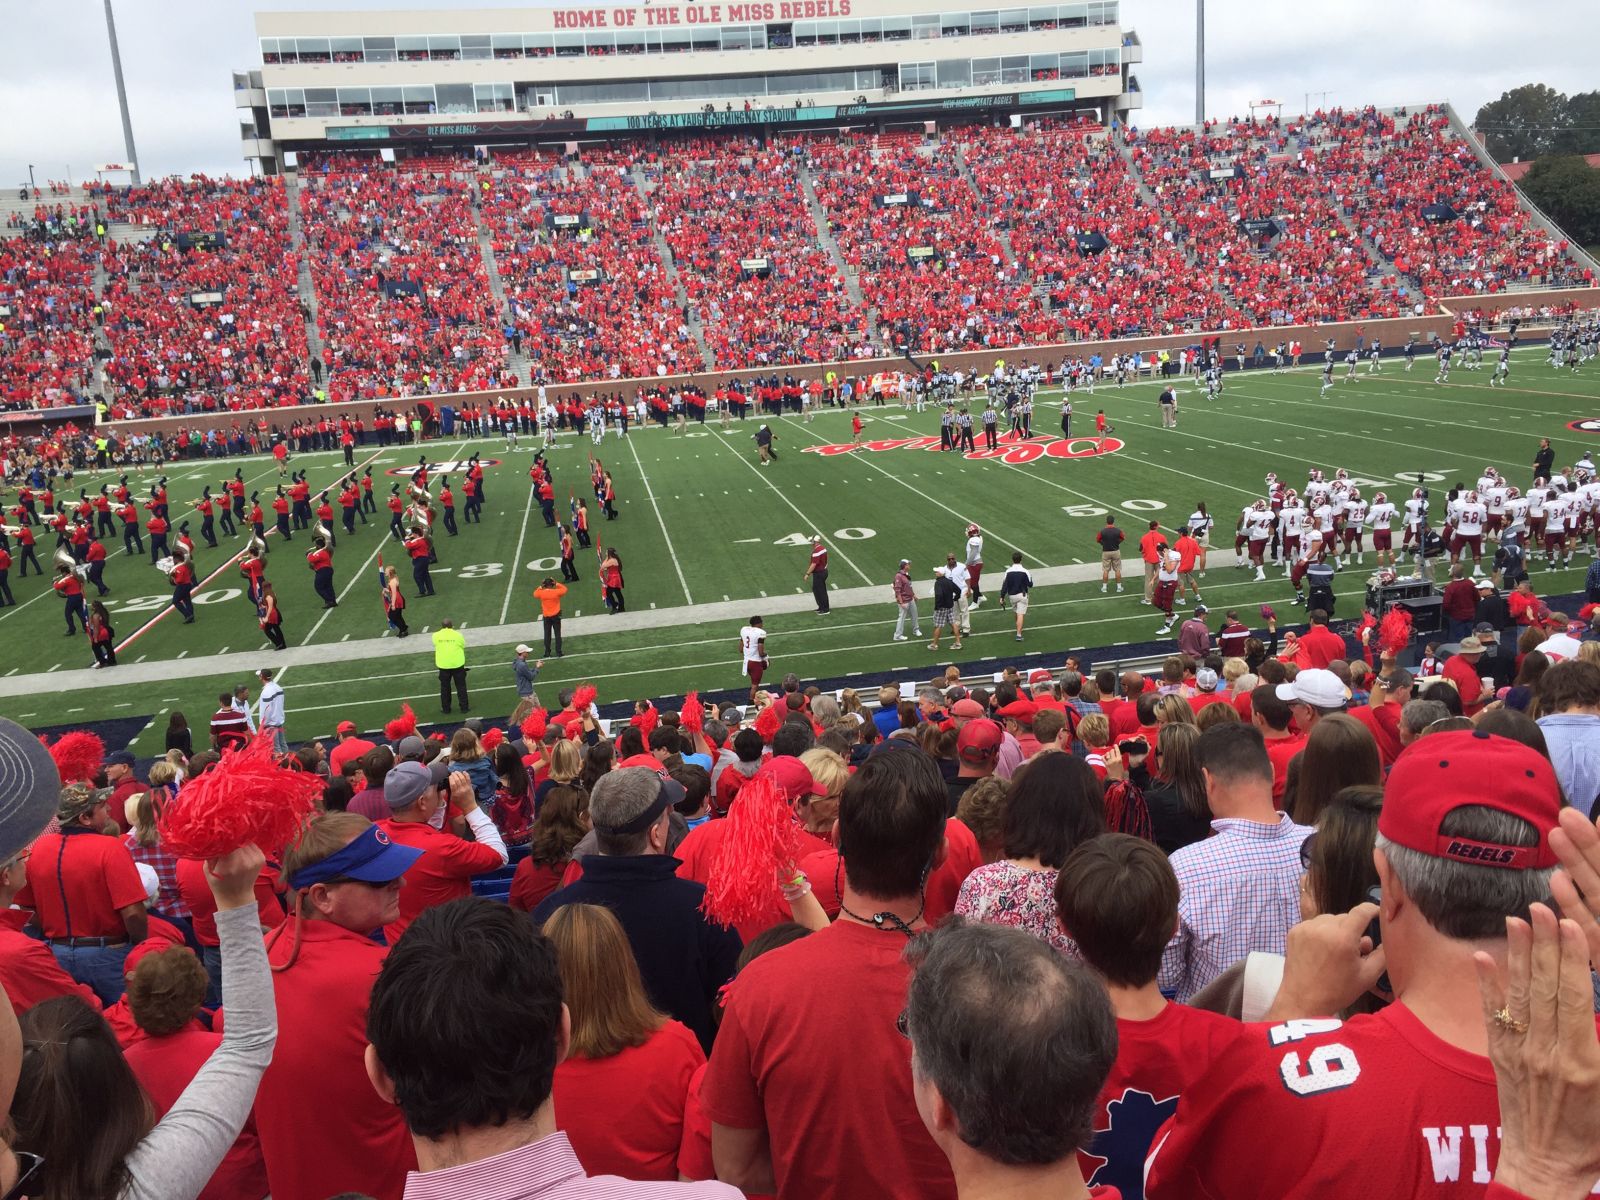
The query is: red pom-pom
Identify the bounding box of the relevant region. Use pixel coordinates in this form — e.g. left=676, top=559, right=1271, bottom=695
left=384, top=702, right=417, bottom=742
left=632, top=704, right=659, bottom=739
left=701, top=776, right=806, bottom=929
left=481, top=727, right=505, bottom=753
left=573, top=684, right=598, bottom=711
left=754, top=703, right=782, bottom=743
left=520, top=707, right=548, bottom=742
left=1379, top=605, right=1414, bottom=657
left=680, top=692, right=704, bottom=738
left=47, top=730, right=104, bottom=785
left=157, top=731, right=321, bottom=859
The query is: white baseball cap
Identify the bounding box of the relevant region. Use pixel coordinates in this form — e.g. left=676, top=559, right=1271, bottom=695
left=1275, top=668, right=1347, bottom=710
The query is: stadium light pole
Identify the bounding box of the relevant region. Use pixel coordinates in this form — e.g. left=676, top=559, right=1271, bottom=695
left=1194, top=0, right=1205, bottom=127
left=102, top=0, right=142, bottom=185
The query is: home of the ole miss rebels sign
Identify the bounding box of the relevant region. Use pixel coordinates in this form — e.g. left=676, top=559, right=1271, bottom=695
left=554, top=0, right=851, bottom=26
left=803, top=433, right=1125, bottom=464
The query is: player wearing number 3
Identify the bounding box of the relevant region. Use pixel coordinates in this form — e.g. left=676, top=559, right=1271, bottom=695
left=739, top=615, right=767, bottom=703
left=1146, top=730, right=1563, bottom=1199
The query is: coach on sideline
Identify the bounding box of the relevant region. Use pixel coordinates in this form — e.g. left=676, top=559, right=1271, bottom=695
left=433, top=619, right=470, bottom=714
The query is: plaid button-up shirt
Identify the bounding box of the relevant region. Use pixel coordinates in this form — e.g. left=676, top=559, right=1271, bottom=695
left=1157, top=811, right=1314, bottom=1002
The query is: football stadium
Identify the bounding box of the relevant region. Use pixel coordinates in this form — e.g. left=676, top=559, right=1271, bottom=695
left=1, top=1, right=1599, bottom=1197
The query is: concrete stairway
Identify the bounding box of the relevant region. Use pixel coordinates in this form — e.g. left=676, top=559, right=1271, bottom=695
left=464, top=186, right=533, bottom=386
left=796, top=165, right=877, bottom=336
left=630, top=164, right=715, bottom=370
left=280, top=173, right=329, bottom=383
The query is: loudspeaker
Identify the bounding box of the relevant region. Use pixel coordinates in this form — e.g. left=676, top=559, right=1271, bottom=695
left=1396, top=594, right=1443, bottom=636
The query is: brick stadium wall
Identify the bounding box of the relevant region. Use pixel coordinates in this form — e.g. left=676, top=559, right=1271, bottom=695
left=84, top=286, right=1599, bottom=441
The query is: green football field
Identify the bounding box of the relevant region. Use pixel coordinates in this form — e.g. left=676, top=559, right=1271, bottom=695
left=4, top=348, right=1599, bottom=753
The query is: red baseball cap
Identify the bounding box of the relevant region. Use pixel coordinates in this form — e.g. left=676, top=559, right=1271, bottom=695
left=956, top=718, right=1003, bottom=764
left=1027, top=668, right=1054, bottom=687
left=1377, top=730, right=1561, bottom=870
left=757, top=755, right=826, bottom=801
left=950, top=698, right=986, bottom=719
left=336, top=720, right=357, bottom=735
left=995, top=699, right=1037, bottom=722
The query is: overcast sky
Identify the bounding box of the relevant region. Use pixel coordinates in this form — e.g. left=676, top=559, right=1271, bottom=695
left=0, top=0, right=1589, bottom=182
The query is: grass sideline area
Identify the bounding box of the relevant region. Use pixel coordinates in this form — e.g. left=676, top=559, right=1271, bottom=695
left=4, top=347, right=1598, bottom=751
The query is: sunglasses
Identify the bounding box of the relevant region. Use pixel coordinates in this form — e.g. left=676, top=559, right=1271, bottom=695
left=895, top=1009, right=910, bottom=1039
left=1298, top=833, right=1319, bottom=872
left=2, top=1150, right=43, bottom=1200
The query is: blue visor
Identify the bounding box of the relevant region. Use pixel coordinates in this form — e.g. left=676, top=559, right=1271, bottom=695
left=288, top=824, right=423, bottom=890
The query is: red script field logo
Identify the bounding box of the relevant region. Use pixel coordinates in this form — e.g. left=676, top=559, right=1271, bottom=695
left=802, top=433, right=1124, bottom=465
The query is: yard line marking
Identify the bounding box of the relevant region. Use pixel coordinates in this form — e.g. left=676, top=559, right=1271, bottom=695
left=500, top=467, right=540, bottom=625
left=176, top=651, right=187, bottom=659
left=218, top=646, right=229, bottom=655
left=284, top=444, right=481, bottom=679
left=107, top=444, right=392, bottom=655
left=3, top=669, right=14, bottom=677
left=705, top=430, right=875, bottom=586
left=624, top=434, right=694, bottom=606
left=47, top=664, right=59, bottom=672
left=135, top=655, right=146, bottom=663
left=777, top=415, right=1050, bottom=568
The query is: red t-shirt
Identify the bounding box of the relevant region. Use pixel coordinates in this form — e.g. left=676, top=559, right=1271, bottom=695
left=1350, top=703, right=1404, bottom=766
left=554, top=1019, right=704, bottom=1181
left=701, top=920, right=957, bottom=1200
left=675, top=819, right=832, bottom=944
left=1078, top=1003, right=1242, bottom=1196
left=1262, top=732, right=1306, bottom=804
left=375, top=818, right=506, bottom=944
left=508, top=857, right=567, bottom=912
left=800, top=818, right=979, bottom=926
left=1443, top=655, right=1489, bottom=717
left=175, top=859, right=286, bottom=946
left=0, top=927, right=99, bottom=1012
left=1146, top=1004, right=1508, bottom=1200
left=256, top=919, right=416, bottom=1200
left=18, top=830, right=147, bottom=938
left=124, top=1028, right=270, bottom=1200
left=1297, top=625, right=1347, bottom=670
left=328, top=736, right=376, bottom=775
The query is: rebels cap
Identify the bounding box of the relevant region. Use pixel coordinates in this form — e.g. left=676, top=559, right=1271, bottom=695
left=1377, top=730, right=1560, bottom=869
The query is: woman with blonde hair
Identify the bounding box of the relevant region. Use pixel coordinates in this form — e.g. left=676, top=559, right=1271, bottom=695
left=797, top=746, right=846, bottom=839
left=535, top=736, right=582, bottom=810
left=838, top=687, right=863, bottom=715
left=123, top=777, right=188, bottom=923
left=545, top=903, right=704, bottom=1181
left=1153, top=693, right=1198, bottom=728
left=448, top=726, right=497, bottom=806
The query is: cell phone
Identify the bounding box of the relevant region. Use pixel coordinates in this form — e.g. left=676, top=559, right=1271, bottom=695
left=1116, top=738, right=1149, bottom=755
left=1365, top=883, right=1391, bottom=996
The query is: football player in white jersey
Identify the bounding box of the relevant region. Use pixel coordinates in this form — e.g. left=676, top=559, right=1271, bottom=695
left=1542, top=489, right=1570, bottom=568
left=1526, top=482, right=1548, bottom=546
left=1367, top=491, right=1398, bottom=568
left=1312, top=498, right=1339, bottom=564
left=1485, top=479, right=1510, bottom=539
left=739, top=616, right=768, bottom=703
left=1341, top=489, right=1368, bottom=565
left=1234, top=503, right=1255, bottom=567
left=1453, top=490, right=1488, bottom=575
left=1244, top=500, right=1275, bottom=582
left=1402, top=488, right=1428, bottom=554
left=1475, top=466, right=1499, bottom=497
left=1277, top=491, right=1307, bottom=575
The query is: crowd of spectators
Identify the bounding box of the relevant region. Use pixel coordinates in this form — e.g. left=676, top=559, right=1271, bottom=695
left=5, top=580, right=1600, bottom=1197
left=479, top=163, right=705, bottom=382
left=93, top=176, right=313, bottom=416
left=0, top=104, right=1595, bottom=416
left=651, top=139, right=869, bottom=367
left=0, top=227, right=101, bottom=410
left=963, top=123, right=1241, bottom=339
left=297, top=168, right=512, bottom=402
left=806, top=135, right=1042, bottom=354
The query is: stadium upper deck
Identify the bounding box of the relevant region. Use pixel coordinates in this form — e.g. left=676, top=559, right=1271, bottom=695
left=234, top=0, right=1139, bottom=171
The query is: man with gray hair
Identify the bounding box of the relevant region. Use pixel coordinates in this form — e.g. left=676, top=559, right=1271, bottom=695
left=1398, top=698, right=1450, bottom=747
left=902, top=921, right=1117, bottom=1200
left=533, top=766, right=741, bottom=1051
left=1148, top=731, right=1563, bottom=1197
